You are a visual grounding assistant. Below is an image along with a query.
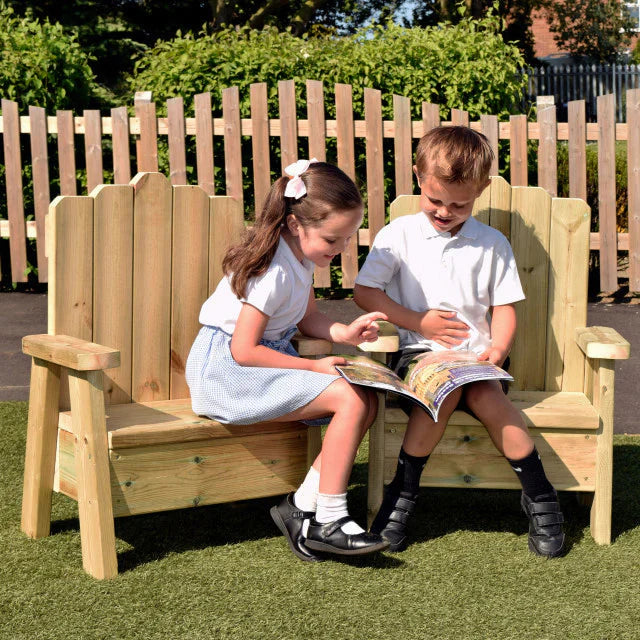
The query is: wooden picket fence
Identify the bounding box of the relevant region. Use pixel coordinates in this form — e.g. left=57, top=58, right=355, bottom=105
left=1, top=81, right=639, bottom=293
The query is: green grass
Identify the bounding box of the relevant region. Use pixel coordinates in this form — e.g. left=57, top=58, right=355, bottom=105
left=2, top=400, right=640, bottom=640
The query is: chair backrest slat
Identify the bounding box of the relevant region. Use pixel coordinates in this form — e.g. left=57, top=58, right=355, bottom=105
left=171, top=185, right=210, bottom=399
left=48, top=195, right=94, bottom=410
left=131, top=172, right=173, bottom=402
left=545, top=197, right=590, bottom=391
left=93, top=184, right=134, bottom=405
left=208, top=196, right=244, bottom=295
left=489, top=176, right=512, bottom=240
left=509, top=186, right=552, bottom=390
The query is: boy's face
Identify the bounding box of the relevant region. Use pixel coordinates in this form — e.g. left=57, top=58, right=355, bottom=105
left=414, top=169, right=489, bottom=236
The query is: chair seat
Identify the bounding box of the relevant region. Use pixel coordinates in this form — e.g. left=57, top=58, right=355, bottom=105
left=385, top=390, right=600, bottom=430
left=56, top=400, right=309, bottom=517
left=58, top=399, right=306, bottom=449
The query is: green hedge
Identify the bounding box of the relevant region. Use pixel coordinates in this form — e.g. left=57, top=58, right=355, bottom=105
left=130, top=16, right=527, bottom=121
left=0, top=5, right=101, bottom=111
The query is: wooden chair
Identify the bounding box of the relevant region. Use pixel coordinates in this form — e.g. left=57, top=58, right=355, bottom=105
left=362, top=177, right=630, bottom=545
left=20, top=173, right=331, bottom=578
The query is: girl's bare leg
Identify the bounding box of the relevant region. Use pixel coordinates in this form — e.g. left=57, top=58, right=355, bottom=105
left=266, top=379, right=376, bottom=494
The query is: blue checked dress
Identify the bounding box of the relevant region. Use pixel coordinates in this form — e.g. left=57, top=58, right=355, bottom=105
left=185, top=325, right=338, bottom=425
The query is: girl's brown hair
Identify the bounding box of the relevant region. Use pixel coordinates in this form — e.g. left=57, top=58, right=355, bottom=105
left=414, top=126, right=494, bottom=187
left=223, top=162, right=362, bottom=298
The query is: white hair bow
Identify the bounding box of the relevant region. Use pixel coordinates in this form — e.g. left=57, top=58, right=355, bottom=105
left=284, top=158, right=318, bottom=199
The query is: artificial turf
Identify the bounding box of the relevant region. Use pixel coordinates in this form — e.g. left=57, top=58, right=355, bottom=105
left=1, top=400, right=639, bottom=640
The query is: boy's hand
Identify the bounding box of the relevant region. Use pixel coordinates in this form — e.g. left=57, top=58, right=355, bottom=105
left=311, top=356, right=348, bottom=375
left=335, top=312, right=388, bottom=346
left=418, top=309, right=469, bottom=347
left=477, top=346, right=507, bottom=367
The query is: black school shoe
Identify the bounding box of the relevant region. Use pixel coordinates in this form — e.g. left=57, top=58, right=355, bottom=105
left=521, top=491, right=566, bottom=558
left=305, top=517, right=390, bottom=556
left=270, top=493, right=324, bottom=562
left=369, top=488, right=417, bottom=552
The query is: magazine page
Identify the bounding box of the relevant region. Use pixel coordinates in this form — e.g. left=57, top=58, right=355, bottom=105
left=405, top=350, right=513, bottom=419
left=334, top=357, right=432, bottom=415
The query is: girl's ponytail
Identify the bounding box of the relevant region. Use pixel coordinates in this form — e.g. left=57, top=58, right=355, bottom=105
left=223, top=176, right=289, bottom=298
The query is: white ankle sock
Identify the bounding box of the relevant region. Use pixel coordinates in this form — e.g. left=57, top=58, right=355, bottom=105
left=315, top=492, right=364, bottom=534
left=294, top=466, right=320, bottom=512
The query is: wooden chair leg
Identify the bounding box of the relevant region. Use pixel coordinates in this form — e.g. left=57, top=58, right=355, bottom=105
left=590, top=360, right=614, bottom=545
left=68, top=370, right=118, bottom=579
left=21, top=357, right=61, bottom=539
left=367, top=391, right=386, bottom=527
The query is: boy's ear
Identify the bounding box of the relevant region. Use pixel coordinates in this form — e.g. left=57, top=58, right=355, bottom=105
left=478, top=178, right=491, bottom=195
left=413, top=165, right=421, bottom=186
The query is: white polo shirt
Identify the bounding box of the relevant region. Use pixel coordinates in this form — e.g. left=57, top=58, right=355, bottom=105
left=355, top=212, right=525, bottom=353
left=199, top=237, right=314, bottom=340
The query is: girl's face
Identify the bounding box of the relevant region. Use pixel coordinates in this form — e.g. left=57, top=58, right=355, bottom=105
left=286, top=207, right=363, bottom=267
left=415, top=171, right=488, bottom=236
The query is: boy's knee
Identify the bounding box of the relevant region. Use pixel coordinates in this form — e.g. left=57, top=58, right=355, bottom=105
left=463, top=380, right=502, bottom=409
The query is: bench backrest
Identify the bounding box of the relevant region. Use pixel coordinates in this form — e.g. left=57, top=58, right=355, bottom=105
left=48, top=172, right=243, bottom=406
left=48, top=173, right=591, bottom=406
left=390, top=176, right=591, bottom=393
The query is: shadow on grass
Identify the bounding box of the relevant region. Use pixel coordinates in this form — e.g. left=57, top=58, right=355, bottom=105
left=48, top=443, right=640, bottom=572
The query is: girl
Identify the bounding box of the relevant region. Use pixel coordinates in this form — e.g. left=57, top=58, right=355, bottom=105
left=186, top=159, right=389, bottom=561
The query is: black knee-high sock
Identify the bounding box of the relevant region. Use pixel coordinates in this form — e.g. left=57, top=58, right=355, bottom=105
left=507, top=447, right=555, bottom=500
left=388, top=447, right=430, bottom=497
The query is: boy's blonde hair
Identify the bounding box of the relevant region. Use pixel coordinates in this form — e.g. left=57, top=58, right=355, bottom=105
left=414, top=126, right=494, bottom=187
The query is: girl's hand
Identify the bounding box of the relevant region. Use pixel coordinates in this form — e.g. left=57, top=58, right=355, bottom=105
left=418, top=309, right=469, bottom=347
left=310, top=356, right=348, bottom=375
left=477, top=346, right=508, bottom=367
left=335, top=312, right=388, bottom=346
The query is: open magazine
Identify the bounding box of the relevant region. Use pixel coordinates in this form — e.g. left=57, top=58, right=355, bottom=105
left=335, top=350, right=513, bottom=422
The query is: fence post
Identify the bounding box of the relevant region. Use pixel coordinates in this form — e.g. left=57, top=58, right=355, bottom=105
left=568, top=100, right=587, bottom=202
left=510, top=114, right=528, bottom=186
left=597, top=93, right=618, bottom=293
left=134, top=91, right=157, bottom=173
left=1, top=99, right=27, bottom=282
left=627, top=88, right=640, bottom=292
left=537, top=96, right=557, bottom=196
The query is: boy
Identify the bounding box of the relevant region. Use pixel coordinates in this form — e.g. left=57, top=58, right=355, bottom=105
left=353, top=126, right=565, bottom=558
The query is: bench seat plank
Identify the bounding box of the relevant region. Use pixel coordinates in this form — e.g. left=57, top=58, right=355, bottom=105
left=58, top=399, right=305, bottom=449
left=385, top=390, right=599, bottom=430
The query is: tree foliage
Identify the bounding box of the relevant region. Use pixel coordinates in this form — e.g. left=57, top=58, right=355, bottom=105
left=542, top=0, right=634, bottom=63
left=0, top=4, right=100, bottom=110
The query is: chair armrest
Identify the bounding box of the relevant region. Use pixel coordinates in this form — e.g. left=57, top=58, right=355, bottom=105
left=357, top=321, right=400, bottom=353
left=22, top=334, right=121, bottom=371
left=291, top=334, right=333, bottom=356
left=575, top=326, right=630, bottom=360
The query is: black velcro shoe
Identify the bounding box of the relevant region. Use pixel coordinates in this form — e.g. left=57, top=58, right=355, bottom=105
left=270, top=493, right=323, bottom=562
left=305, top=516, right=390, bottom=556
left=370, top=488, right=417, bottom=552
left=521, top=492, right=566, bottom=558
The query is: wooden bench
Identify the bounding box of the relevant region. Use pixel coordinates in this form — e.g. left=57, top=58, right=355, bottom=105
left=20, top=173, right=331, bottom=579
left=362, top=178, right=630, bottom=545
